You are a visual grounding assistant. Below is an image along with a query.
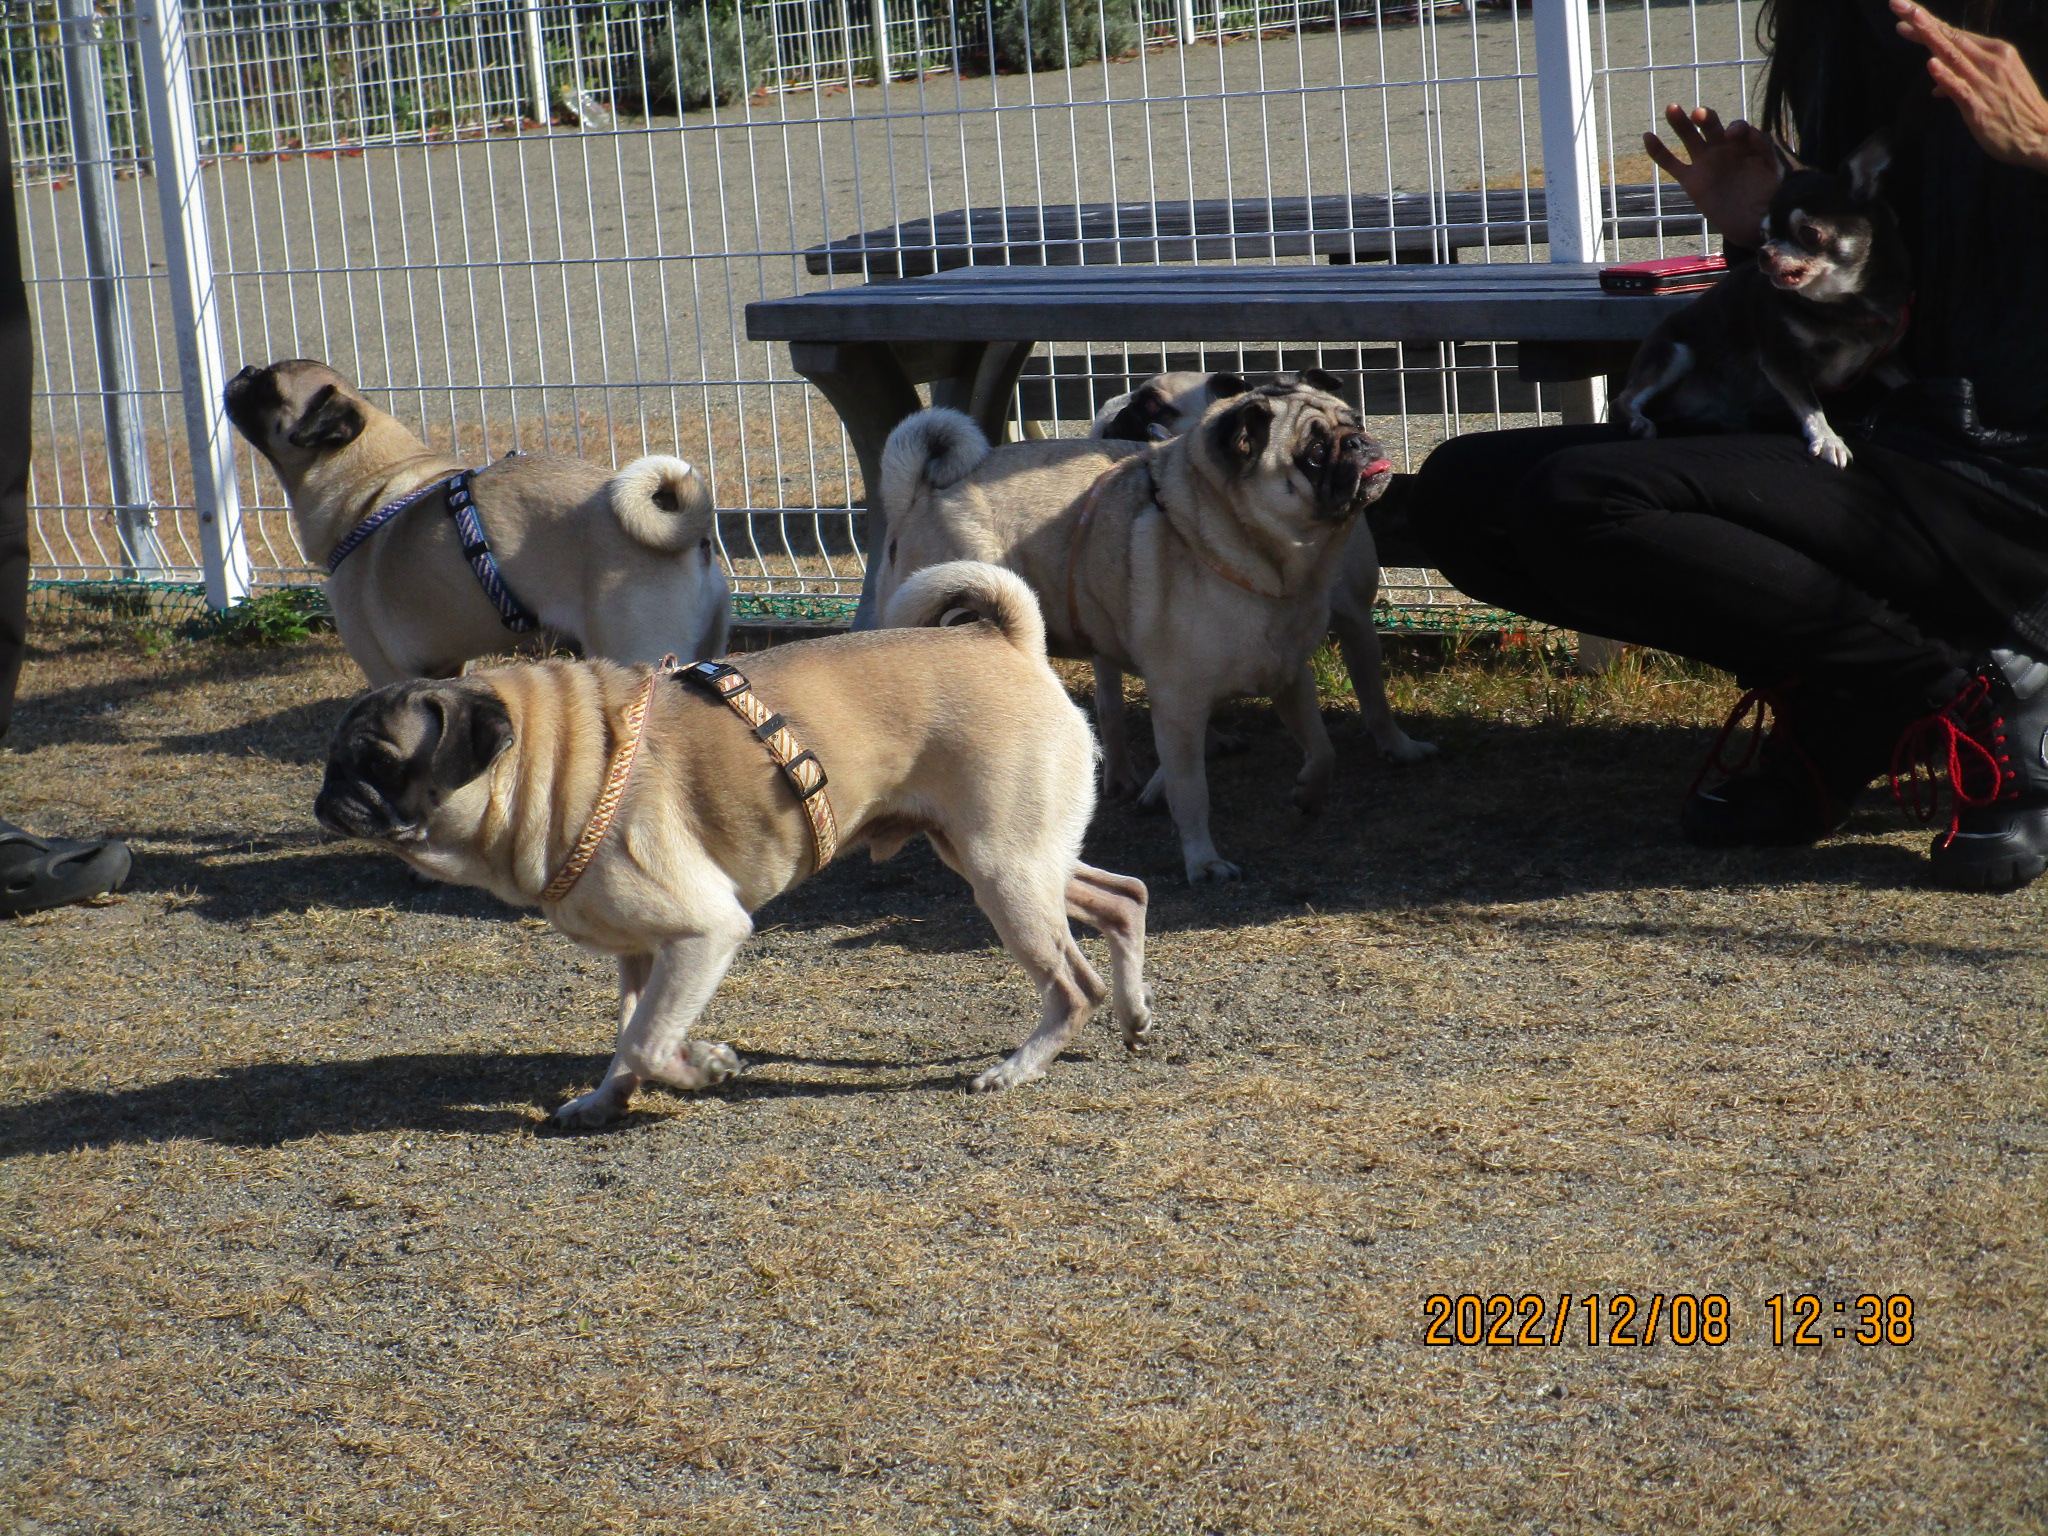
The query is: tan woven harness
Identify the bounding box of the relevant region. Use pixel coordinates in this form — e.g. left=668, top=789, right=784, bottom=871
left=538, top=659, right=838, bottom=905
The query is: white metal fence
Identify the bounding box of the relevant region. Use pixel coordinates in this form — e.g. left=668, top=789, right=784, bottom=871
left=9, top=0, right=1761, bottom=616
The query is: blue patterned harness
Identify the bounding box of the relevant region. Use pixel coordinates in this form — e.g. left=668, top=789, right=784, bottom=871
left=325, top=465, right=539, bottom=633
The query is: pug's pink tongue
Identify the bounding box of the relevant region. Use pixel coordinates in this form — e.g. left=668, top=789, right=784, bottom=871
left=1365, top=458, right=1394, bottom=476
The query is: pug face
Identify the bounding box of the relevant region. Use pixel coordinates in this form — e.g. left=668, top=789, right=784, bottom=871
left=1096, top=371, right=1248, bottom=442
left=315, top=679, right=513, bottom=847
left=223, top=359, right=371, bottom=480
left=1196, top=371, right=1393, bottom=525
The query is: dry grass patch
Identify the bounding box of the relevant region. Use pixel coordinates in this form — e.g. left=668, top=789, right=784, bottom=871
left=2, top=619, right=2044, bottom=1534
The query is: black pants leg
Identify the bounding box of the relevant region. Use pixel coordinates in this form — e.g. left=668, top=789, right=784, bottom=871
left=1410, top=425, right=2023, bottom=702
left=0, top=101, right=30, bottom=746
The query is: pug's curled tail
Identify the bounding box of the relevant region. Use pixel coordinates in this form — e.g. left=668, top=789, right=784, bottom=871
left=880, top=408, right=988, bottom=518
left=884, top=560, right=1045, bottom=659
left=609, top=455, right=715, bottom=555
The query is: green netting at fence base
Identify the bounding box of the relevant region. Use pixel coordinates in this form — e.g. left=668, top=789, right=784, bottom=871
left=28, top=579, right=1538, bottom=639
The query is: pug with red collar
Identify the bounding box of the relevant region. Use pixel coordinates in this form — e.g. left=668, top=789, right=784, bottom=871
left=876, top=373, right=1393, bottom=885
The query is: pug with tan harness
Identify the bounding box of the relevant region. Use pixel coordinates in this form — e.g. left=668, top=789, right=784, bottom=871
left=225, top=359, right=730, bottom=686
left=315, top=561, right=1152, bottom=1128
left=875, top=374, right=1394, bottom=885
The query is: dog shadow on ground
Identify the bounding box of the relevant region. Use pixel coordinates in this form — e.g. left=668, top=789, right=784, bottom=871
left=153, top=695, right=363, bottom=764
left=0, top=1046, right=978, bottom=1155
left=9, top=647, right=346, bottom=753
left=749, top=711, right=1970, bottom=956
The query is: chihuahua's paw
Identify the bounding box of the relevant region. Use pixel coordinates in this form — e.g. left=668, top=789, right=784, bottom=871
left=1808, top=429, right=1853, bottom=469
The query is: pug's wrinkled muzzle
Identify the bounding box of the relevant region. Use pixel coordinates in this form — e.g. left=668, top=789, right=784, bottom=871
left=314, top=773, right=413, bottom=844
left=1320, top=431, right=1393, bottom=518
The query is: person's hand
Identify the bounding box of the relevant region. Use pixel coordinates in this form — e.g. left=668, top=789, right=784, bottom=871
left=1642, top=104, right=1783, bottom=244
left=1892, top=0, right=2048, bottom=173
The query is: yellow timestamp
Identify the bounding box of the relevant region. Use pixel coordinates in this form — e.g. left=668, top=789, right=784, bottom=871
left=1765, top=1293, right=1915, bottom=1346
left=1420, top=1292, right=1917, bottom=1347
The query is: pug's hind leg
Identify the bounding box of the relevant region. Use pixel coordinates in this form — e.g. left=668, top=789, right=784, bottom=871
left=1271, top=663, right=1336, bottom=814
left=1065, top=863, right=1152, bottom=1050
left=1332, top=608, right=1435, bottom=764
left=961, top=864, right=1108, bottom=1093
left=554, top=914, right=750, bottom=1128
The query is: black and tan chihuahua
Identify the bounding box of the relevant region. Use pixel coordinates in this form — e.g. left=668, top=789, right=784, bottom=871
left=1615, top=130, right=1912, bottom=468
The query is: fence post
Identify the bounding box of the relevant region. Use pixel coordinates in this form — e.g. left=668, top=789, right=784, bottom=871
left=137, top=0, right=250, bottom=608
left=59, top=0, right=167, bottom=579
left=1176, top=0, right=1196, bottom=47
left=522, top=0, right=550, bottom=124
left=870, top=0, right=890, bottom=83
left=1534, top=0, right=1605, bottom=424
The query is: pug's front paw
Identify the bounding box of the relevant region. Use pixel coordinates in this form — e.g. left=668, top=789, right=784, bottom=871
left=1185, top=856, right=1242, bottom=886
left=553, top=1084, right=628, bottom=1129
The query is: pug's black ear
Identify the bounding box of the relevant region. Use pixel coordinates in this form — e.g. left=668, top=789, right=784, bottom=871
left=1211, top=395, right=1272, bottom=469
left=286, top=383, right=367, bottom=450
left=1207, top=372, right=1249, bottom=399
left=1843, top=129, right=1891, bottom=202
left=1103, top=383, right=1177, bottom=442
left=1301, top=368, right=1350, bottom=400
left=425, top=687, right=514, bottom=795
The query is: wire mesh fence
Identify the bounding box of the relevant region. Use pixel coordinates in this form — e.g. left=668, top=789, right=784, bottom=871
left=11, top=0, right=1762, bottom=625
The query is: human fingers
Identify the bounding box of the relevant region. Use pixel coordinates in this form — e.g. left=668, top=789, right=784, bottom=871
left=1664, top=103, right=1709, bottom=155
left=1643, top=131, right=1688, bottom=178
left=1692, top=106, right=1728, bottom=145
left=1894, top=0, right=1992, bottom=69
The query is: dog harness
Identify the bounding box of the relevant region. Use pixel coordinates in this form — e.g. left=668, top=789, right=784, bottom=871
left=324, top=464, right=540, bottom=633
left=676, top=660, right=839, bottom=874
left=325, top=473, right=457, bottom=573
left=539, top=666, right=663, bottom=904
left=444, top=471, right=540, bottom=632
left=536, top=659, right=840, bottom=904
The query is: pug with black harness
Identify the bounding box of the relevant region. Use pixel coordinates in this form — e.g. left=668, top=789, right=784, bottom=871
left=226, top=359, right=730, bottom=686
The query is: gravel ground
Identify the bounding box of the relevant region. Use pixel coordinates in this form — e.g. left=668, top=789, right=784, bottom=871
left=2, top=618, right=2045, bottom=1534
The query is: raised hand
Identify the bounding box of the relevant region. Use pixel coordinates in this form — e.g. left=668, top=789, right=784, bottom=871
left=1892, top=0, right=2048, bottom=173
left=1642, top=103, right=1784, bottom=244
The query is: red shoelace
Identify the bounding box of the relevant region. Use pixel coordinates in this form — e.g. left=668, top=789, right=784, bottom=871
left=1689, top=683, right=1832, bottom=824
left=1889, top=675, right=2014, bottom=845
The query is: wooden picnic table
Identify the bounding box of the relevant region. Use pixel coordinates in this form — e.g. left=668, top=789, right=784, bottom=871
left=745, top=261, right=1695, bottom=621
left=803, top=185, right=1703, bottom=276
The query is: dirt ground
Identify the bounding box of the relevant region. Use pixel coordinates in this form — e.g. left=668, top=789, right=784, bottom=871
left=2, top=617, right=2044, bottom=1535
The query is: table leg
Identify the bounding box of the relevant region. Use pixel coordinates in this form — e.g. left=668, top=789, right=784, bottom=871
left=928, top=340, right=1038, bottom=446
left=787, top=341, right=922, bottom=628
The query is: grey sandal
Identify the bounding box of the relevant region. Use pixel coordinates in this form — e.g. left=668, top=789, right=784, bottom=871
left=0, top=819, right=132, bottom=915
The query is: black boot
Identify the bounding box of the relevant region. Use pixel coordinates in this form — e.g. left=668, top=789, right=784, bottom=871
left=1895, top=648, right=2048, bottom=893
left=1682, top=681, right=1901, bottom=848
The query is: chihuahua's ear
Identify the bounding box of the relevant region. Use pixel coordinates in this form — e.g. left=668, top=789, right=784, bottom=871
left=1843, top=130, right=1892, bottom=202
left=1769, top=136, right=1806, bottom=182
left=286, top=383, right=367, bottom=450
